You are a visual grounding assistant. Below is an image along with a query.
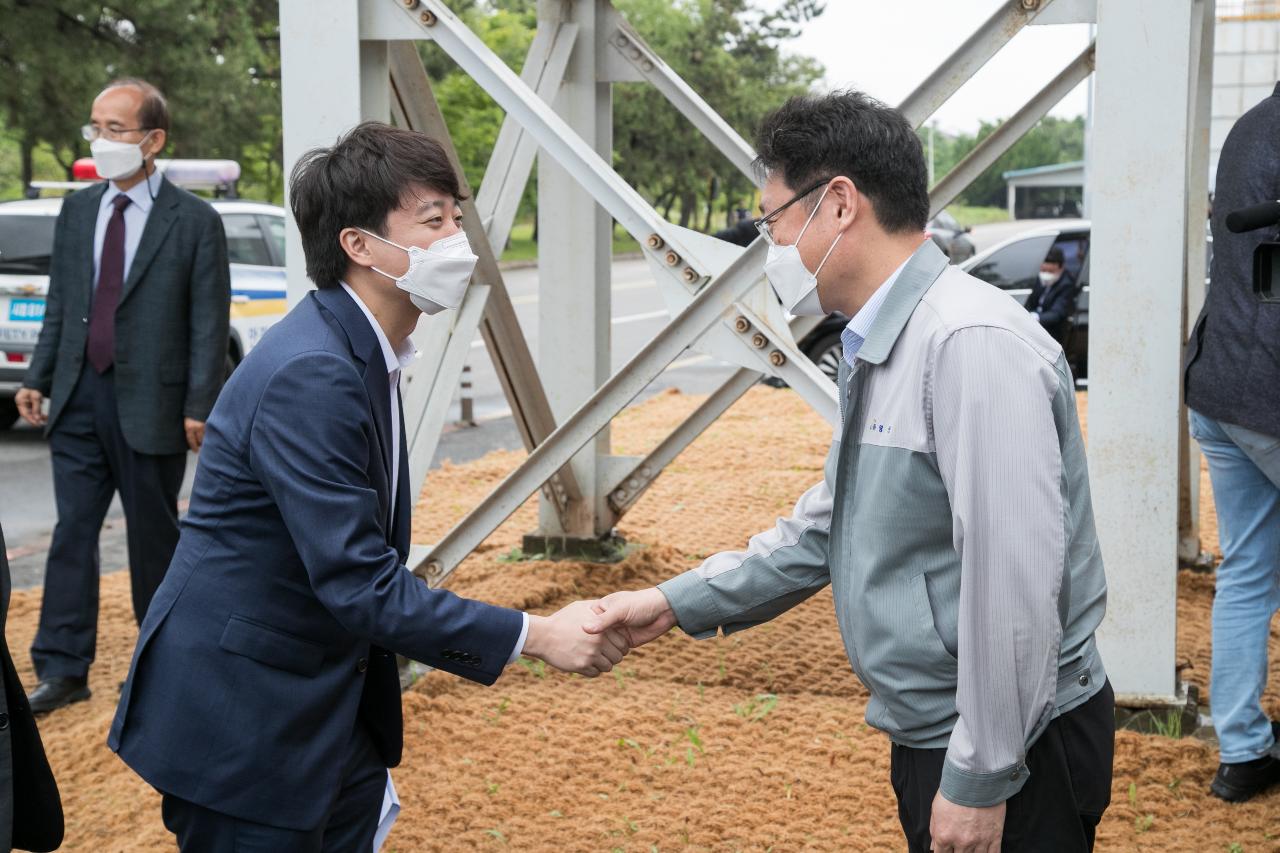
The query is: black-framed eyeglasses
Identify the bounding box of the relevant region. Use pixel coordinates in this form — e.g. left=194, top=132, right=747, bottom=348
left=755, top=176, right=834, bottom=245
left=81, top=124, right=154, bottom=142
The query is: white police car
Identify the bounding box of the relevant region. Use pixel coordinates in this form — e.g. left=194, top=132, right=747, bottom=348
left=0, top=161, right=288, bottom=428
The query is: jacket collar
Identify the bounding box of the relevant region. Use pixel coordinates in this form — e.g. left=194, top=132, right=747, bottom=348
left=311, top=284, right=382, bottom=370
left=856, top=239, right=949, bottom=366
left=120, top=177, right=182, bottom=302
left=311, top=284, right=396, bottom=526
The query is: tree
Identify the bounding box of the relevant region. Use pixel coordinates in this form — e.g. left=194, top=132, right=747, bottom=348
left=921, top=115, right=1086, bottom=210
left=0, top=0, right=282, bottom=200
left=611, top=0, right=824, bottom=229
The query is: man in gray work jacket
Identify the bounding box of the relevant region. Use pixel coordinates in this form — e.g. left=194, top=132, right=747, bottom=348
left=585, top=91, right=1113, bottom=853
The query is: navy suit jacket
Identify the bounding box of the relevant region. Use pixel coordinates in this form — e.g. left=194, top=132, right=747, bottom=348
left=108, top=285, right=523, bottom=830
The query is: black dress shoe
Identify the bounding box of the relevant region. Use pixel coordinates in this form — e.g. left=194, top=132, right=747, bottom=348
left=1210, top=721, right=1280, bottom=803
left=27, top=677, right=91, bottom=715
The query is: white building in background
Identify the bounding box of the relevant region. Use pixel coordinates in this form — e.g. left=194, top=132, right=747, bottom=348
left=1003, top=160, right=1085, bottom=220
left=1211, top=1, right=1280, bottom=186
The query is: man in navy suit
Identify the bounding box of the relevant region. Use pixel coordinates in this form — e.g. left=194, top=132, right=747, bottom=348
left=109, top=122, right=628, bottom=851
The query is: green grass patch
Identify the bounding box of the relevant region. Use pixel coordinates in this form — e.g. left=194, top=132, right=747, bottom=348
left=945, top=204, right=1011, bottom=227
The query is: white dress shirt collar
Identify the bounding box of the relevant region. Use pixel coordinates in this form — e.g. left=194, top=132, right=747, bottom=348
left=338, top=282, right=418, bottom=375
left=840, top=256, right=910, bottom=367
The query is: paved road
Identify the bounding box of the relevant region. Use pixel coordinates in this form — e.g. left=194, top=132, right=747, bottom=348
left=0, top=223, right=1047, bottom=588
left=0, top=255, right=738, bottom=587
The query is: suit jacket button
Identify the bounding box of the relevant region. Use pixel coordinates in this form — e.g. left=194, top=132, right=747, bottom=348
left=357, top=658, right=368, bottom=672
left=81, top=317, right=88, bottom=324
left=0, top=713, right=8, bottom=730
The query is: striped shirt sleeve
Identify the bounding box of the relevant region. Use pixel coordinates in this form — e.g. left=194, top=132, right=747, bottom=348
left=927, top=326, right=1067, bottom=807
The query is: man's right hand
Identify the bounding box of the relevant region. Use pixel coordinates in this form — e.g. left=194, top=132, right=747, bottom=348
left=14, top=387, right=46, bottom=427
left=583, top=587, right=678, bottom=649
left=523, top=600, right=630, bottom=678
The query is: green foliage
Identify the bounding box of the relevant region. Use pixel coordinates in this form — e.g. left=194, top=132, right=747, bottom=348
left=0, top=0, right=282, bottom=201
left=611, top=0, right=824, bottom=230
left=0, top=0, right=1081, bottom=237
left=921, top=116, right=1085, bottom=209
left=733, top=692, right=779, bottom=721
left=515, top=656, right=547, bottom=679
left=1150, top=709, right=1183, bottom=739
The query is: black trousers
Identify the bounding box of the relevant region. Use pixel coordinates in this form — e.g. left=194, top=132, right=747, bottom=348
left=30, top=366, right=185, bottom=680
left=161, top=722, right=387, bottom=853
left=891, top=680, right=1115, bottom=853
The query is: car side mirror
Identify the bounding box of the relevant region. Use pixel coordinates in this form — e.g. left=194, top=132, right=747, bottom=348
left=963, top=226, right=972, bottom=234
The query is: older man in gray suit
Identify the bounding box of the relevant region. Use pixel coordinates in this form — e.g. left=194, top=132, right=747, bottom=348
left=14, top=78, right=230, bottom=714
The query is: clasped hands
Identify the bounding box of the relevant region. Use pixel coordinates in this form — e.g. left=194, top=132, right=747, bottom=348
left=520, top=587, right=675, bottom=677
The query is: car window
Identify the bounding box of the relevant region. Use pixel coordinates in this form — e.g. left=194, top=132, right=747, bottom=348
left=1051, top=232, right=1090, bottom=286
left=0, top=215, right=57, bottom=275
left=967, top=234, right=1055, bottom=290
left=221, top=213, right=272, bottom=266
left=262, top=215, right=286, bottom=266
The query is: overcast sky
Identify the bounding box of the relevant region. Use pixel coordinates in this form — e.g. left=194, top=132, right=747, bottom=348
left=780, top=1, right=1093, bottom=134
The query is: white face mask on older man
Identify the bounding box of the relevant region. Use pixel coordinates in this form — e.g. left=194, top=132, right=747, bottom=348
left=90, top=132, right=153, bottom=182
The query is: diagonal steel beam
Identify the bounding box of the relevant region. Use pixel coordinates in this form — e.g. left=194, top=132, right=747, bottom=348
left=388, top=42, right=584, bottom=523
left=401, top=0, right=1082, bottom=575
left=898, top=0, right=1059, bottom=129
left=414, top=240, right=770, bottom=583
left=399, top=0, right=714, bottom=283
left=600, top=4, right=758, bottom=185
left=928, top=42, right=1095, bottom=218
left=595, top=13, right=1085, bottom=522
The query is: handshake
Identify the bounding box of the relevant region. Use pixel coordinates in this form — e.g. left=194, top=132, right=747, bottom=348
left=519, top=587, right=679, bottom=677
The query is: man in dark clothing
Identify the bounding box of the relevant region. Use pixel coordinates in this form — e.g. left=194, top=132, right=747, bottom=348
left=14, top=79, right=231, bottom=714
left=1183, top=81, right=1280, bottom=803
left=1024, top=246, right=1078, bottom=344
left=0, top=521, right=64, bottom=852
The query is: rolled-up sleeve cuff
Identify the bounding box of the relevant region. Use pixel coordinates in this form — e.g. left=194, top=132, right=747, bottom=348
left=939, top=758, right=1029, bottom=808
left=656, top=571, right=722, bottom=639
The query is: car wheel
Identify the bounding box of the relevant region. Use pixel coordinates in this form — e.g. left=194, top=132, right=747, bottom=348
left=804, top=331, right=844, bottom=384
left=0, top=396, right=19, bottom=431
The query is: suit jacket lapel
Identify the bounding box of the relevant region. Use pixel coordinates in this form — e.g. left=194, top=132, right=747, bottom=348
left=392, top=392, right=411, bottom=561
left=77, top=184, right=108, bottom=307
left=311, top=287, right=396, bottom=532
left=365, top=357, right=394, bottom=532
left=120, top=178, right=180, bottom=305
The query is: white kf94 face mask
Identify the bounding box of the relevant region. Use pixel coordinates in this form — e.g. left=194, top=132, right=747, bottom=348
left=358, top=228, right=479, bottom=315
left=763, top=183, right=843, bottom=317
left=90, top=133, right=152, bottom=182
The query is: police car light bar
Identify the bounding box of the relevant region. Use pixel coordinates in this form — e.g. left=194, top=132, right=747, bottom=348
left=71, top=158, right=241, bottom=191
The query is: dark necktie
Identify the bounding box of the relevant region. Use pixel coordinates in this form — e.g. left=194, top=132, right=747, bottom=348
left=87, top=193, right=132, bottom=374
